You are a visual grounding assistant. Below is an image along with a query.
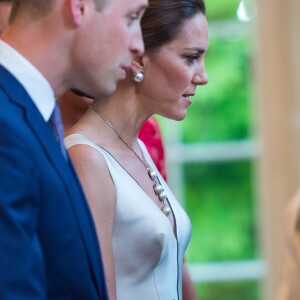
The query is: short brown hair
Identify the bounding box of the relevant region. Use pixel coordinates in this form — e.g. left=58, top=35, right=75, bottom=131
left=10, top=0, right=54, bottom=21
left=10, top=0, right=105, bottom=21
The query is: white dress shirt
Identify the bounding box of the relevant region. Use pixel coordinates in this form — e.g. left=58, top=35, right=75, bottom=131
left=0, top=40, right=55, bottom=121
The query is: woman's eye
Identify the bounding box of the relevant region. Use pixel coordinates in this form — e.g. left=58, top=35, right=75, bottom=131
left=187, top=54, right=200, bottom=63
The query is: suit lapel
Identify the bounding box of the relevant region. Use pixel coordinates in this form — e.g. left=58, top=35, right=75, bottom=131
left=0, top=66, right=105, bottom=298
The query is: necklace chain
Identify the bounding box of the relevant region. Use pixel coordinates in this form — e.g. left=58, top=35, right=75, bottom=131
left=89, top=105, right=150, bottom=170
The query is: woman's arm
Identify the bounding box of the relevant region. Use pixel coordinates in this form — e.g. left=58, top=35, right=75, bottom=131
left=182, top=263, right=199, bottom=300
left=68, top=145, right=117, bottom=300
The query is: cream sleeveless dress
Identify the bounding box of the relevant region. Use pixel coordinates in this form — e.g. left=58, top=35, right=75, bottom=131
left=65, top=134, right=192, bottom=300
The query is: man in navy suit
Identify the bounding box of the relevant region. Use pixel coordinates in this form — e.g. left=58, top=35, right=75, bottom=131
left=0, top=0, right=147, bottom=298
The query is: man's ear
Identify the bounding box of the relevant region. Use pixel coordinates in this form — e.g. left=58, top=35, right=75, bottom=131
left=69, top=0, right=85, bottom=26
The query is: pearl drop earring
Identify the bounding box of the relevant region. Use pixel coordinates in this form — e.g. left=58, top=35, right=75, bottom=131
left=132, top=70, right=144, bottom=83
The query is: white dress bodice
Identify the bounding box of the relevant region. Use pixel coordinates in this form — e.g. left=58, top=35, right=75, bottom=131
left=65, top=134, right=192, bottom=300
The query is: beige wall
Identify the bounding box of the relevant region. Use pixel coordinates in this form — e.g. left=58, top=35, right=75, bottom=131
left=256, top=0, right=300, bottom=299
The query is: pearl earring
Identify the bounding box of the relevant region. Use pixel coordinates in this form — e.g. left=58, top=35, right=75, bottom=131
left=132, top=70, right=144, bottom=83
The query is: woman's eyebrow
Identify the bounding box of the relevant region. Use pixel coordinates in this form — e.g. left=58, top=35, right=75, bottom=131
left=184, top=47, right=206, bottom=53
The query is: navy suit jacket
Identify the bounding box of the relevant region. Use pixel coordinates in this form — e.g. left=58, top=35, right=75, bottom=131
left=0, top=65, right=108, bottom=299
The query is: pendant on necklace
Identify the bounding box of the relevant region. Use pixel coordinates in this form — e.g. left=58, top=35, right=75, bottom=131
left=148, top=167, right=171, bottom=216
left=148, top=169, right=157, bottom=180
left=162, top=206, right=172, bottom=216
left=154, top=184, right=164, bottom=195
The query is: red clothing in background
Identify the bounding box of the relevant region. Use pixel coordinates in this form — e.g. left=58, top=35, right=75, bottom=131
left=138, top=116, right=167, bottom=181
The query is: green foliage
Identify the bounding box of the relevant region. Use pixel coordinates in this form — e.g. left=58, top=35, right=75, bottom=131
left=184, top=160, right=258, bottom=262
left=195, top=280, right=261, bottom=300
left=206, top=0, right=241, bottom=20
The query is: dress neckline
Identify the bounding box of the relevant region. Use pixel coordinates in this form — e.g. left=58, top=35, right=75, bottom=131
left=65, top=133, right=178, bottom=241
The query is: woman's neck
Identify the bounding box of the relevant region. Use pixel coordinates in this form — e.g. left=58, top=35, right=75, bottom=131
left=70, top=90, right=150, bottom=149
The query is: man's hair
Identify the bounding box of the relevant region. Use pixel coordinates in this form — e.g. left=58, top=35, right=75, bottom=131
left=10, top=0, right=54, bottom=21
left=10, top=0, right=105, bottom=22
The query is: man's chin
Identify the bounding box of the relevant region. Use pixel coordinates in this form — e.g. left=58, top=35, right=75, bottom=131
left=71, top=89, right=94, bottom=99
left=71, top=80, right=117, bottom=100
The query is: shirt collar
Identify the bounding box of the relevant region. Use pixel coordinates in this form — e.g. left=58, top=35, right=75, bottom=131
left=0, top=40, right=55, bottom=121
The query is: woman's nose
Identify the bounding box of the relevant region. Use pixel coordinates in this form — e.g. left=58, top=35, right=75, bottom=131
left=192, top=65, right=208, bottom=86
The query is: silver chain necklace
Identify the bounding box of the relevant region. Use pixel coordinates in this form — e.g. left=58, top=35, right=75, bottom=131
left=90, top=104, right=171, bottom=216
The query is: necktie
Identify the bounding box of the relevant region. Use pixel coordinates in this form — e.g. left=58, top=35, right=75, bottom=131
left=48, top=103, right=67, bottom=159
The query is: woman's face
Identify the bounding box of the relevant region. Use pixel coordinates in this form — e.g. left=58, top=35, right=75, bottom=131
left=140, top=13, right=208, bottom=120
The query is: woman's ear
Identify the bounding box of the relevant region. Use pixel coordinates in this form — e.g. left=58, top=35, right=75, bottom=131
left=131, top=56, right=144, bottom=74
left=69, top=0, right=85, bottom=26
